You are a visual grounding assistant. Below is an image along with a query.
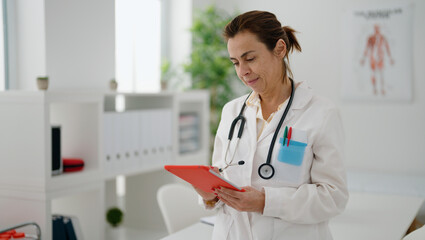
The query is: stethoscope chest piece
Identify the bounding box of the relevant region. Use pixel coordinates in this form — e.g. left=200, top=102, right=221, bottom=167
left=258, top=163, right=274, bottom=179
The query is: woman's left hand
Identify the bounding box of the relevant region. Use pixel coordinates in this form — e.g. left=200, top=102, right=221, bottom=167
left=215, top=186, right=265, bottom=213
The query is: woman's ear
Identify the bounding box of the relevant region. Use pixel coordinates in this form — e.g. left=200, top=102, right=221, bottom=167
left=274, top=39, right=286, bottom=58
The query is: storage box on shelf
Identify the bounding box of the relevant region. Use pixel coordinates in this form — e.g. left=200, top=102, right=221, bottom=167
left=179, top=113, right=201, bottom=154
left=173, top=91, right=210, bottom=165
left=0, top=90, right=210, bottom=240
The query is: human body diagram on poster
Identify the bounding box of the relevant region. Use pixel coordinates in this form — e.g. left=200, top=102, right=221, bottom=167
left=360, top=24, right=394, bottom=96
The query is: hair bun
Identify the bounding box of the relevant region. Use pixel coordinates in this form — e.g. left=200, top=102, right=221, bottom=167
left=282, top=26, right=302, bottom=53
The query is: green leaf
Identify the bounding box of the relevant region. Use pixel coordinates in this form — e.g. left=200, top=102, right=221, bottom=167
left=184, top=6, right=240, bottom=136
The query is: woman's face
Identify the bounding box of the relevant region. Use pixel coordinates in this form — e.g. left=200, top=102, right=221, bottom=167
left=227, top=31, right=284, bottom=94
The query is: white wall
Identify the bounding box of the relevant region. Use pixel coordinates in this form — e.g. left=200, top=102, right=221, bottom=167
left=167, top=0, right=193, bottom=90
left=13, top=0, right=115, bottom=91
left=0, top=4, right=5, bottom=90
left=14, top=0, right=47, bottom=90
left=194, top=0, right=425, bottom=176
left=45, top=0, right=115, bottom=91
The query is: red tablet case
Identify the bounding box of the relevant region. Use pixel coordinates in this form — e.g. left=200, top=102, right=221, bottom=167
left=164, top=165, right=242, bottom=193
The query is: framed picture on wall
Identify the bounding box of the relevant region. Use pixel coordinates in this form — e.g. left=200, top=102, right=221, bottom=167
left=341, top=2, right=413, bottom=101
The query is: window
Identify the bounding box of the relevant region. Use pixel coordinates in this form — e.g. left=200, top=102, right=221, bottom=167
left=115, top=0, right=161, bottom=92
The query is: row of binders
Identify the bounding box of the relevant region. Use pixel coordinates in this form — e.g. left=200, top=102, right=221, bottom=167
left=103, top=109, right=173, bottom=176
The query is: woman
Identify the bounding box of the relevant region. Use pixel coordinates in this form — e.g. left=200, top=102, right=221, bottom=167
left=195, top=10, right=348, bottom=240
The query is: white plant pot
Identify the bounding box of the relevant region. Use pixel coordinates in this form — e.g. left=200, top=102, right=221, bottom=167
left=37, top=79, right=48, bottom=90
left=110, top=81, right=118, bottom=91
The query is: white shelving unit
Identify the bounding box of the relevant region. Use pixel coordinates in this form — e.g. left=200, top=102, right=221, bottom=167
left=0, top=90, right=210, bottom=240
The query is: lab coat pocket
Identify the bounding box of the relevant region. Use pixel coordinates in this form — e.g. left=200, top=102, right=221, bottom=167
left=277, top=139, right=307, bottom=166
left=271, top=131, right=309, bottom=185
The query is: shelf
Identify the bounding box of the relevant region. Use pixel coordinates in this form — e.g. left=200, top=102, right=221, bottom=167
left=0, top=90, right=210, bottom=240
left=0, top=170, right=102, bottom=201
left=104, top=163, right=166, bottom=180
left=51, top=184, right=105, bottom=240
left=48, top=169, right=102, bottom=195
left=0, top=91, right=44, bottom=103
left=104, top=91, right=174, bottom=98
left=45, top=91, right=103, bottom=103
left=0, top=91, right=103, bottom=104
left=104, top=93, right=174, bottom=112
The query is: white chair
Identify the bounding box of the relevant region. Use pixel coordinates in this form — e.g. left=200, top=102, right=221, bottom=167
left=157, top=183, right=214, bottom=234
left=403, top=225, right=425, bottom=240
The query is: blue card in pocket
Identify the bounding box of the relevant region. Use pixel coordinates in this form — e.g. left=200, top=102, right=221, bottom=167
left=278, top=138, right=307, bottom=166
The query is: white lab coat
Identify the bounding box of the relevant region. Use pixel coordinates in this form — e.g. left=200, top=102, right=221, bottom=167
left=207, top=81, right=348, bottom=240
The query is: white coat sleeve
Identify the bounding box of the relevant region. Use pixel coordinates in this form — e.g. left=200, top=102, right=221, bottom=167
left=262, top=107, right=349, bottom=224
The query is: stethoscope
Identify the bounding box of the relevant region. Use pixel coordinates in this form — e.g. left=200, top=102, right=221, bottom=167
left=219, top=78, right=295, bottom=180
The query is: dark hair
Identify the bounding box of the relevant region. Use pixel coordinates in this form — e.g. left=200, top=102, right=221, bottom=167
left=223, top=10, right=301, bottom=81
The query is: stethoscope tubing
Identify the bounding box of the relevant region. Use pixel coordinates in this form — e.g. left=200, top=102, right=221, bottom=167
left=222, top=93, right=251, bottom=171
left=222, top=78, right=294, bottom=178
left=265, top=78, right=295, bottom=164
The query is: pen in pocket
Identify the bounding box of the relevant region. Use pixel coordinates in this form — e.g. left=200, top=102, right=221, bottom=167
left=287, top=127, right=292, bottom=146
left=283, top=126, right=288, bottom=146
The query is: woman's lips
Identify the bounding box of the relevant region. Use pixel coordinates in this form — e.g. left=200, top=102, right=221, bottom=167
left=246, top=78, right=259, bottom=86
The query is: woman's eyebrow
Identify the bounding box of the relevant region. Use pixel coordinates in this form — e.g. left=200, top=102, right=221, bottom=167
left=230, top=50, right=256, bottom=61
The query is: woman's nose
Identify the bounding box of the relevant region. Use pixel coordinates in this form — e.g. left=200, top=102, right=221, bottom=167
left=238, top=62, right=251, bottom=77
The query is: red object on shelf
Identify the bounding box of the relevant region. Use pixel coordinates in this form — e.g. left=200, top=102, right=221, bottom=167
left=0, top=229, right=16, bottom=240
left=62, top=158, right=84, bottom=172
left=12, top=232, right=25, bottom=238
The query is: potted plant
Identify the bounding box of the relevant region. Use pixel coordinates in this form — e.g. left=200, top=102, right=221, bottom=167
left=184, top=6, right=243, bottom=137
left=109, top=78, right=118, bottom=91
left=37, top=76, right=49, bottom=90
left=106, top=207, right=124, bottom=227
left=160, top=59, right=172, bottom=91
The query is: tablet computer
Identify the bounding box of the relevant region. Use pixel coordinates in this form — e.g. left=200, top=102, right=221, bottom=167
left=164, top=165, right=243, bottom=193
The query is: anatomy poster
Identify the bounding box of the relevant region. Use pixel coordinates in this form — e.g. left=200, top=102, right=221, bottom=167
left=341, top=2, right=412, bottom=101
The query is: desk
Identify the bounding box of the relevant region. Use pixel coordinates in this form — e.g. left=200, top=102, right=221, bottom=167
left=161, top=222, right=213, bottom=240
left=161, top=192, right=424, bottom=240
left=329, top=191, right=423, bottom=240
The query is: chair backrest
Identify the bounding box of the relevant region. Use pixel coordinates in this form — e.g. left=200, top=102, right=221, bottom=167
left=157, top=183, right=213, bottom=234
left=403, top=225, right=425, bottom=240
